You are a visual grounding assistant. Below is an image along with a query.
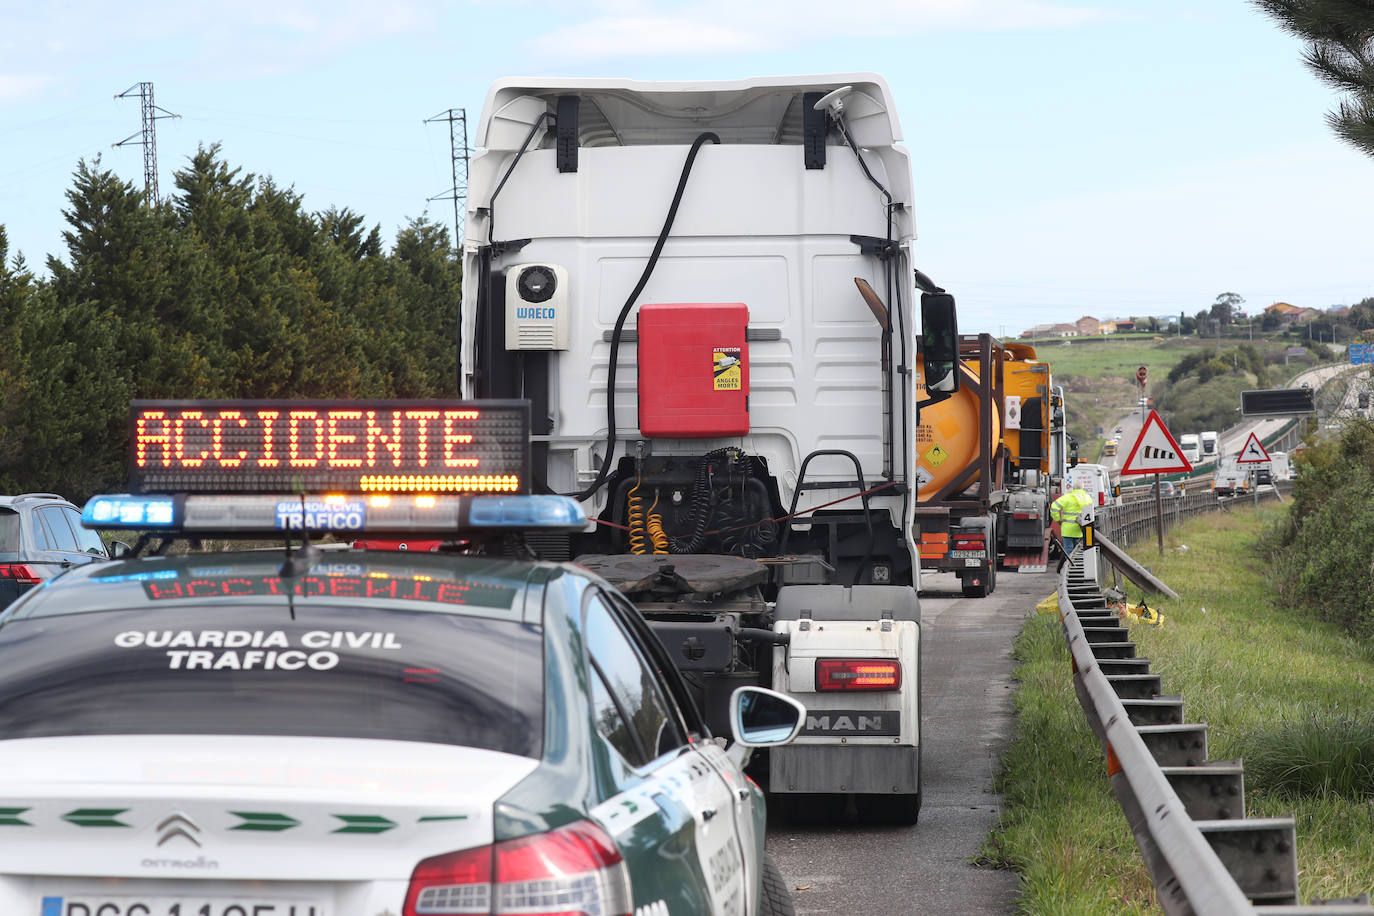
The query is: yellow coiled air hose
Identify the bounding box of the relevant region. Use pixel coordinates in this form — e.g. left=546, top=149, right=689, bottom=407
left=646, top=491, right=670, bottom=555
left=627, top=480, right=649, bottom=555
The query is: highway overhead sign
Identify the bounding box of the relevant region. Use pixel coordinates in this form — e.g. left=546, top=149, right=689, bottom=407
left=1240, top=387, right=1315, bottom=416
left=1236, top=431, right=1272, bottom=465
left=1121, top=410, right=1194, bottom=476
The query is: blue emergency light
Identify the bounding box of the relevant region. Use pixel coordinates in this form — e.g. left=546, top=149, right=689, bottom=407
left=464, top=495, right=586, bottom=529
left=83, top=494, right=179, bottom=529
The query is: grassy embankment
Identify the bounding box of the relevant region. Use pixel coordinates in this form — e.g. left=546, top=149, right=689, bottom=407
left=981, top=505, right=1374, bottom=913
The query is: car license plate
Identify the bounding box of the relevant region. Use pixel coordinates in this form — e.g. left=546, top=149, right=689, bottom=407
left=41, top=897, right=325, bottom=916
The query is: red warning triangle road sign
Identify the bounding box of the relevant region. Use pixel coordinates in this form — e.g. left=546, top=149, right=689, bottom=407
left=1121, top=410, right=1194, bottom=476
left=1236, top=431, right=1272, bottom=464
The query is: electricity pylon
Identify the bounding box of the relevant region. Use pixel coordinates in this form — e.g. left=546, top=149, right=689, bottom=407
left=425, top=108, right=470, bottom=250
left=114, top=82, right=180, bottom=205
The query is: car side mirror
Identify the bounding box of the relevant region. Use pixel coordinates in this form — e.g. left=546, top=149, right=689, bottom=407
left=920, top=292, right=959, bottom=394
left=729, top=686, right=805, bottom=747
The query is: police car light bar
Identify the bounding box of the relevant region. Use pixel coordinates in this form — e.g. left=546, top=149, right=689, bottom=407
left=82, top=493, right=589, bottom=536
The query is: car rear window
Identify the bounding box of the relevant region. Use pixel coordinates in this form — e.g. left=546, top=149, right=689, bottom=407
left=0, top=511, right=18, bottom=557
left=0, top=604, right=544, bottom=757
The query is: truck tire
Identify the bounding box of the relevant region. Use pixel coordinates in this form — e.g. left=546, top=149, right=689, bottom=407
left=759, top=853, right=796, bottom=916
left=854, top=791, right=921, bottom=826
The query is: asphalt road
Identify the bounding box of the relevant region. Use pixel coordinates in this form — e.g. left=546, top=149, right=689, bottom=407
left=765, top=568, right=1056, bottom=915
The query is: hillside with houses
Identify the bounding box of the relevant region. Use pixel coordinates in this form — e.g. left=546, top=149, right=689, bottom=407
left=1021, top=299, right=1373, bottom=340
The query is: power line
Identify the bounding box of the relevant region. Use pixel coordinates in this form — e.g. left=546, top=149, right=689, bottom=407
left=113, top=82, right=180, bottom=205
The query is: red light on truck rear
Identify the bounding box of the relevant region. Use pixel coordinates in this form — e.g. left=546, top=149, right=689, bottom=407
left=951, top=535, right=985, bottom=551
left=816, top=658, right=901, bottom=691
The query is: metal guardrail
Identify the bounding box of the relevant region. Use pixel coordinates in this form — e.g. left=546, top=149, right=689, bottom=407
left=1056, top=552, right=1374, bottom=914
left=1093, top=486, right=1289, bottom=551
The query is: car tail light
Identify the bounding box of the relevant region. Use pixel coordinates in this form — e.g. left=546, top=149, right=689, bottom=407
left=0, top=564, right=40, bottom=585
left=951, top=534, right=985, bottom=552
left=816, top=658, right=902, bottom=691
left=403, top=820, right=632, bottom=916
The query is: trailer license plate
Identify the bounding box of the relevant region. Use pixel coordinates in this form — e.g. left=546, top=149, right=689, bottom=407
left=951, top=550, right=983, bottom=559
left=963, top=558, right=981, bottom=567
left=41, top=897, right=325, bottom=915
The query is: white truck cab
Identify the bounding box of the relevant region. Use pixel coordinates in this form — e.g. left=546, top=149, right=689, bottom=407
left=461, top=74, right=957, bottom=825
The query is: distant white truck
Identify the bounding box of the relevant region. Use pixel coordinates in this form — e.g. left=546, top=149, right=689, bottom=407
left=1199, top=430, right=1219, bottom=460
left=1178, top=433, right=1201, bottom=464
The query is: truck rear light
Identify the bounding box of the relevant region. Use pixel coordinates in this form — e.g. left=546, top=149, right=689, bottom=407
left=1099, top=492, right=1106, bottom=506
left=404, top=820, right=632, bottom=916
left=1011, top=512, right=1039, bottom=520
left=0, top=564, right=40, bottom=584
left=951, top=535, right=985, bottom=551
left=816, top=658, right=902, bottom=691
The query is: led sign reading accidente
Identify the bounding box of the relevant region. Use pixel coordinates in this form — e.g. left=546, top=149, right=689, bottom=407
left=129, top=399, right=530, bottom=495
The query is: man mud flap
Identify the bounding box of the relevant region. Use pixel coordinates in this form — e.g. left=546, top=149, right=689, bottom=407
left=766, top=586, right=920, bottom=798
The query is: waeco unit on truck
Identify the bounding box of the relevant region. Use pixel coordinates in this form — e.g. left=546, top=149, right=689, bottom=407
left=461, top=74, right=961, bottom=824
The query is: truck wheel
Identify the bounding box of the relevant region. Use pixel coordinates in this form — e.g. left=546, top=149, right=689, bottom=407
left=759, top=853, right=796, bottom=916
left=854, top=791, right=921, bottom=826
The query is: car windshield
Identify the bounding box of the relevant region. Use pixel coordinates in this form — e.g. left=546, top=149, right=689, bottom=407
left=0, top=573, right=545, bottom=757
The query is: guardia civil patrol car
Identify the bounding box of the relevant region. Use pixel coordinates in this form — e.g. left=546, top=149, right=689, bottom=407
left=0, top=399, right=804, bottom=916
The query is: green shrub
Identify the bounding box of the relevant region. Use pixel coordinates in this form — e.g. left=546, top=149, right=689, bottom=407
left=1238, top=713, right=1374, bottom=800
left=1268, top=418, right=1374, bottom=636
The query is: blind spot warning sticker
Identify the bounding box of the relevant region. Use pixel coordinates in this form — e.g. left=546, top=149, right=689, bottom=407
left=923, top=444, right=950, bottom=468
left=713, top=348, right=742, bottom=390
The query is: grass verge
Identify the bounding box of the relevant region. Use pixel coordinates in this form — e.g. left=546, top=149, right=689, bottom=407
left=982, top=504, right=1374, bottom=912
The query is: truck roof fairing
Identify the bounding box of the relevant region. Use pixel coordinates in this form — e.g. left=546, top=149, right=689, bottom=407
left=477, top=73, right=901, bottom=150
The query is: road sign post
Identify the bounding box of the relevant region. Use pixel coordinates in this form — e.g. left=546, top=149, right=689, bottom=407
left=1121, top=410, right=1193, bottom=554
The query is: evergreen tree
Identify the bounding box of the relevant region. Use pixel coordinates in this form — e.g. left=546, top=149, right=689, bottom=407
left=1253, top=0, right=1374, bottom=158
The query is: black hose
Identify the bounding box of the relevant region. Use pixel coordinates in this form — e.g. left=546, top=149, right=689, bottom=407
left=836, top=115, right=910, bottom=559
left=570, top=131, right=721, bottom=501
left=487, top=112, right=555, bottom=247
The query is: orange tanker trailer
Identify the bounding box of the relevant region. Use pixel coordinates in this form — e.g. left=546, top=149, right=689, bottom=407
left=914, top=335, right=1058, bottom=597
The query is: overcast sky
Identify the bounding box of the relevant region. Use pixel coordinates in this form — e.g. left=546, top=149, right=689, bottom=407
left=3, top=0, right=1372, bottom=336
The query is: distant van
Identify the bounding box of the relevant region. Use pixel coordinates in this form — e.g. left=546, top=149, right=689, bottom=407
left=1065, top=463, right=1117, bottom=507
left=1270, top=451, right=1292, bottom=482
left=1213, top=456, right=1249, bottom=496
left=1178, top=433, right=1201, bottom=464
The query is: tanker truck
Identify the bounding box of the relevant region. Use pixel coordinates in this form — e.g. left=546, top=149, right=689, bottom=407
left=914, top=336, right=1056, bottom=597
left=460, top=74, right=962, bottom=824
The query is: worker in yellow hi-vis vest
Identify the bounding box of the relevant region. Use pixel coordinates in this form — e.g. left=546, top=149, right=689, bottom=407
left=1050, top=488, right=1094, bottom=570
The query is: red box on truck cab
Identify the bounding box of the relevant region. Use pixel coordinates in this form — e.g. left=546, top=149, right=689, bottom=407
left=637, top=303, right=750, bottom=438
